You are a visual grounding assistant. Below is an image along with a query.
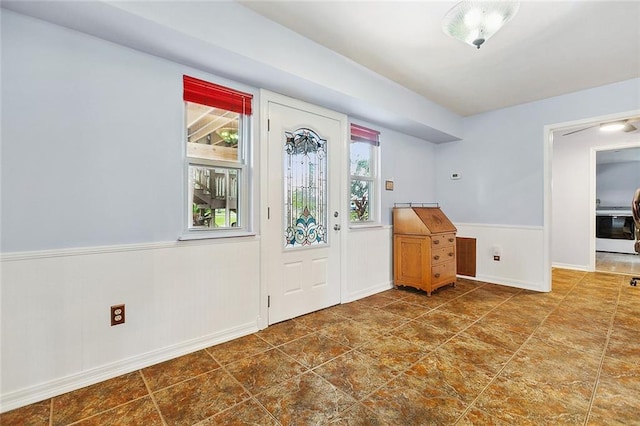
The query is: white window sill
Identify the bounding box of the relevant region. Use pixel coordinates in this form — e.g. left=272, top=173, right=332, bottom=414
left=179, top=231, right=257, bottom=242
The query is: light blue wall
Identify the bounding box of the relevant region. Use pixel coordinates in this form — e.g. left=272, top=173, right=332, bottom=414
left=351, top=118, right=437, bottom=226
left=0, top=11, right=258, bottom=252
left=436, top=78, right=640, bottom=226
left=596, top=161, right=640, bottom=207
left=1, top=10, right=439, bottom=251
left=3, top=9, right=638, bottom=251
left=379, top=125, right=437, bottom=225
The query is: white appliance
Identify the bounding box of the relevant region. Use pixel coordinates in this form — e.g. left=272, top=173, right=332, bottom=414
left=596, top=207, right=636, bottom=254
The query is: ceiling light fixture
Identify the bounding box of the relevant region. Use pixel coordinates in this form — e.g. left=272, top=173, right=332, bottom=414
left=442, top=1, right=520, bottom=49
left=600, top=121, right=627, bottom=132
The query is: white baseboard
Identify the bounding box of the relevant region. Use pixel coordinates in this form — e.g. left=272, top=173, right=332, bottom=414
left=345, top=281, right=394, bottom=303
left=0, top=321, right=258, bottom=414
left=552, top=262, right=591, bottom=272
left=458, top=274, right=546, bottom=293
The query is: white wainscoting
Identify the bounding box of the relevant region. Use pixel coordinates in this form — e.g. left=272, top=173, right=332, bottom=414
left=455, top=223, right=547, bottom=292
left=345, top=226, right=394, bottom=302
left=0, top=238, right=261, bottom=413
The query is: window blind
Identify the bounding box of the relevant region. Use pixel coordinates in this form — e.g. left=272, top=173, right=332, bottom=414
left=350, top=123, right=380, bottom=145
left=183, top=75, right=253, bottom=115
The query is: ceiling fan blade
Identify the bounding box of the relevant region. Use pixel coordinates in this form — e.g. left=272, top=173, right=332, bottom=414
left=562, top=124, right=598, bottom=136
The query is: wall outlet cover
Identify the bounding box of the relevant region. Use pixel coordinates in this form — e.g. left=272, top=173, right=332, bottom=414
left=111, top=304, right=125, bottom=326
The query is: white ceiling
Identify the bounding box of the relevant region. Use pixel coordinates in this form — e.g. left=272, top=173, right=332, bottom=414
left=240, top=1, right=640, bottom=116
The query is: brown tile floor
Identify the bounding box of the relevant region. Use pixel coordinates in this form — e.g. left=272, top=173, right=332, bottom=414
left=3, top=269, right=640, bottom=425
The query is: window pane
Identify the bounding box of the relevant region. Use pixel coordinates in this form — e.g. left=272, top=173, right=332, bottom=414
left=284, top=128, right=327, bottom=248
left=350, top=141, right=373, bottom=177
left=186, top=101, right=240, bottom=162
left=350, top=179, right=370, bottom=222
left=190, top=165, right=239, bottom=229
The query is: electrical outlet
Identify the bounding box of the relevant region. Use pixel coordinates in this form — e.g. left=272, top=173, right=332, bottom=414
left=111, top=304, right=125, bottom=326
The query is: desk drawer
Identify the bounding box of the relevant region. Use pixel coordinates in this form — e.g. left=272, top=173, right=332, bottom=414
left=432, top=260, right=456, bottom=285
left=432, top=246, right=455, bottom=265
left=432, top=233, right=456, bottom=248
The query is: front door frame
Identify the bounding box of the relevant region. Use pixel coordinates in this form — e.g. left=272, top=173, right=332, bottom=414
left=258, top=90, right=349, bottom=330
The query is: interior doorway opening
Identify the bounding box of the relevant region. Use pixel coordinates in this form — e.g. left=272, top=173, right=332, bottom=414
left=546, top=111, right=640, bottom=284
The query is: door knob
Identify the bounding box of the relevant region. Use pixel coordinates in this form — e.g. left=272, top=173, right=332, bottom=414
left=333, top=224, right=341, bottom=231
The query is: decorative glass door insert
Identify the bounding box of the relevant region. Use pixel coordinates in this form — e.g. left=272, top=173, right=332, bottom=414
left=283, top=128, right=327, bottom=248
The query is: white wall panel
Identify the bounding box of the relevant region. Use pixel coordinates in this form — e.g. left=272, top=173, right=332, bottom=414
left=0, top=239, right=260, bottom=412
left=455, top=224, right=546, bottom=292
left=345, top=227, right=393, bottom=301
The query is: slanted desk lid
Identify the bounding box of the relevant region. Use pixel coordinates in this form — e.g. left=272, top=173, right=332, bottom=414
left=413, top=207, right=456, bottom=234
left=393, top=207, right=456, bottom=235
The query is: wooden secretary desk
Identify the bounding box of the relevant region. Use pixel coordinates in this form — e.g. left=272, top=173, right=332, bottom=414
left=393, top=206, right=457, bottom=295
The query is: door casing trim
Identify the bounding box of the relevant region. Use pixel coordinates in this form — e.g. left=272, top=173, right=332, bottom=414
left=258, top=90, right=349, bottom=329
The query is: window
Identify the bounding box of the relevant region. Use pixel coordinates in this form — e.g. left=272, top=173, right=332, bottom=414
left=183, top=75, right=252, bottom=234
left=349, top=123, right=380, bottom=224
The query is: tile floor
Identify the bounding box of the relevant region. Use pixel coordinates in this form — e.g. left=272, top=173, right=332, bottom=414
left=2, top=269, right=640, bottom=425
left=596, top=251, right=640, bottom=276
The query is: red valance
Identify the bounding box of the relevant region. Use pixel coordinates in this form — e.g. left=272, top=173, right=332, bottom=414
left=350, top=123, right=380, bottom=145
left=183, top=75, right=253, bottom=115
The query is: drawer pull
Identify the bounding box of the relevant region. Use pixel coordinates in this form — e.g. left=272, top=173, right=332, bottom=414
left=449, top=252, right=454, bottom=257
left=434, top=240, right=440, bottom=245
left=449, top=238, right=454, bottom=242
left=434, top=273, right=441, bottom=278
left=433, top=255, right=440, bottom=260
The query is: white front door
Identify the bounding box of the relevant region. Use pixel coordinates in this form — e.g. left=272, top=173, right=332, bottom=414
left=263, top=94, right=346, bottom=325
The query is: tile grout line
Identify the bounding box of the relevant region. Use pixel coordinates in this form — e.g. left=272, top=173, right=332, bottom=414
left=582, top=274, right=624, bottom=426
left=452, top=276, right=582, bottom=423
left=49, top=398, right=53, bottom=426
left=306, top=368, right=362, bottom=422
left=454, top=271, right=620, bottom=423
left=206, top=342, right=329, bottom=425
left=63, top=394, right=154, bottom=426
left=52, top=369, right=165, bottom=426
left=202, top=348, right=283, bottom=425
left=324, top=282, right=526, bottom=420
left=253, top=330, right=372, bottom=423
left=139, top=369, right=168, bottom=426
left=207, top=325, right=363, bottom=422
left=256, top=299, right=422, bottom=422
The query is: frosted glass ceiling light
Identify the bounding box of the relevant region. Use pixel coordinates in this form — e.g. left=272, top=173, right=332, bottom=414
left=443, top=1, right=520, bottom=49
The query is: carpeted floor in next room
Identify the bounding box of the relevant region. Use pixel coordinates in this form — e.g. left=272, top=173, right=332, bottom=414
left=2, top=268, right=639, bottom=425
